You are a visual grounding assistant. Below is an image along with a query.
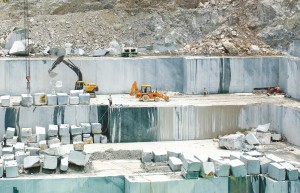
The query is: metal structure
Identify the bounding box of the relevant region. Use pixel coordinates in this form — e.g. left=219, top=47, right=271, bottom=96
left=24, top=0, right=31, bottom=94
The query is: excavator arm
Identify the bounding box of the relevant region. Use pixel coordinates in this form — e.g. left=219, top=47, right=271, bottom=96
left=48, top=55, right=83, bottom=81
left=130, top=81, right=139, bottom=97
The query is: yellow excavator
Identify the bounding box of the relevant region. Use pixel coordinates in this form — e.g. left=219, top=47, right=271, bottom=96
left=48, top=55, right=98, bottom=98
left=130, top=81, right=169, bottom=102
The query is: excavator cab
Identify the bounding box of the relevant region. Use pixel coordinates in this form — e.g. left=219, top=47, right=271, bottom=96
left=141, top=84, right=152, bottom=93
left=75, top=81, right=85, bottom=90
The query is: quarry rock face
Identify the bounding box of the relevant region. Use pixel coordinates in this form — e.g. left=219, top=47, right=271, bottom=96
left=0, top=0, right=298, bottom=56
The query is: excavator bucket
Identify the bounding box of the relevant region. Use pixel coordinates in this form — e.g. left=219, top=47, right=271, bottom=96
left=49, top=71, right=58, bottom=78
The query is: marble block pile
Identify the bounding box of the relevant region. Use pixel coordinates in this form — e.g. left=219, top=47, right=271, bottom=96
left=141, top=148, right=300, bottom=183
left=219, top=123, right=283, bottom=151
left=17, top=92, right=90, bottom=107
left=0, top=124, right=95, bottom=178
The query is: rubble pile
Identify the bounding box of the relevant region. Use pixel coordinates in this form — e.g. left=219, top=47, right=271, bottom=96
left=0, top=0, right=299, bottom=57
left=218, top=123, right=283, bottom=151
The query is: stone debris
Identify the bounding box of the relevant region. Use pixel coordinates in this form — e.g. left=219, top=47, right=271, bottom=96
left=219, top=133, right=245, bottom=150
left=15, top=151, right=28, bottom=165
left=271, top=134, right=282, bottom=141
left=256, top=123, right=270, bottom=133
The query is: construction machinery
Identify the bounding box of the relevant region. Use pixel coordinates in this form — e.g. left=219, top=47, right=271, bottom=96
left=48, top=55, right=98, bottom=98
left=130, top=81, right=169, bottom=102
left=121, top=47, right=138, bottom=57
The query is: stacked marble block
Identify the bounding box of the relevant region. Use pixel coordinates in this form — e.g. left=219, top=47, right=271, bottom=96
left=141, top=149, right=300, bottom=186
left=1, top=95, right=11, bottom=107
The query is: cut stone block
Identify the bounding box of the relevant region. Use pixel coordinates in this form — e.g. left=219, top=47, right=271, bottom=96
left=61, top=135, right=70, bottom=145
left=168, top=156, right=182, bottom=172
left=73, top=142, right=84, bottom=151
left=27, top=143, right=39, bottom=148
left=35, top=126, right=46, bottom=142
left=153, top=150, right=168, bottom=162
left=1, top=95, right=11, bottom=107
left=39, top=140, right=48, bottom=150
left=245, top=133, right=260, bottom=145
left=167, top=150, right=181, bottom=158
left=287, top=161, right=300, bottom=168
left=21, top=127, right=32, bottom=137
left=49, top=143, right=61, bottom=148
left=181, top=155, right=201, bottom=172
left=59, top=124, right=70, bottom=136
left=57, top=93, right=69, bottom=105
left=194, top=154, right=208, bottom=163
left=79, top=93, right=90, bottom=105
left=47, top=138, right=60, bottom=146
left=83, top=137, right=93, bottom=144
left=48, top=124, right=59, bottom=137
left=46, top=94, right=57, bottom=106
left=15, top=151, right=28, bottom=165
left=14, top=142, right=25, bottom=152
left=141, top=149, right=153, bottom=163
left=68, top=150, right=90, bottom=166
left=181, top=166, right=199, bottom=179
left=7, top=136, right=18, bottom=145
left=266, top=154, right=285, bottom=163
left=230, top=152, right=242, bottom=160
left=256, top=123, right=270, bottom=132
left=0, top=160, right=3, bottom=177
left=81, top=123, right=91, bottom=134
left=91, top=123, right=102, bottom=134
left=69, top=96, right=79, bottom=105
left=21, top=137, right=28, bottom=143
left=2, top=146, right=14, bottom=154
left=210, top=157, right=230, bottom=177
left=93, top=134, right=101, bottom=143
left=70, top=125, right=82, bottom=135
left=27, top=134, right=37, bottom=143
left=271, top=134, right=282, bottom=141
left=260, top=157, right=272, bottom=174
left=83, top=134, right=90, bottom=138
left=2, top=154, right=15, bottom=163
left=265, top=176, right=288, bottom=193
left=70, top=90, right=84, bottom=97
left=255, top=132, right=271, bottom=144
left=200, top=162, right=215, bottom=178
left=244, top=150, right=263, bottom=157
left=60, top=157, right=68, bottom=171
left=5, top=160, right=18, bottom=178
left=40, top=146, right=62, bottom=156
left=43, top=156, right=57, bottom=170
left=100, top=134, right=107, bottom=143
left=21, top=94, right=33, bottom=107
left=26, top=147, right=40, bottom=156
left=280, top=162, right=298, bottom=181
left=219, top=133, right=245, bottom=150
left=229, top=159, right=247, bottom=177
left=33, top=93, right=46, bottom=106
left=240, top=155, right=260, bottom=175
left=72, top=135, right=82, bottom=142
left=24, top=156, right=40, bottom=169
left=268, top=162, right=286, bottom=181
left=5, top=127, right=15, bottom=139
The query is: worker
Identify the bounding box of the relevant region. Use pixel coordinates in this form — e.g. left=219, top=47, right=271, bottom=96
left=275, top=85, right=282, bottom=93
left=203, top=88, right=208, bottom=96
left=2, top=136, right=7, bottom=147
left=108, top=95, right=112, bottom=106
